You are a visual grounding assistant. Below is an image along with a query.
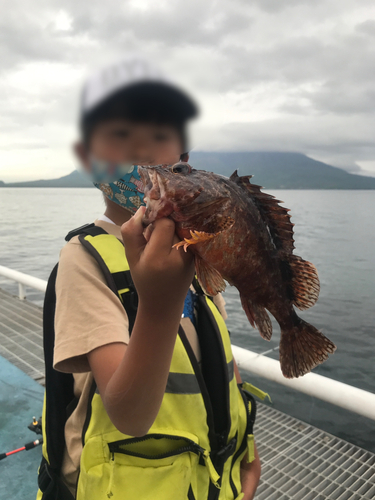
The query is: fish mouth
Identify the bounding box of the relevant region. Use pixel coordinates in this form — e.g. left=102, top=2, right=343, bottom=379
left=138, top=165, right=174, bottom=226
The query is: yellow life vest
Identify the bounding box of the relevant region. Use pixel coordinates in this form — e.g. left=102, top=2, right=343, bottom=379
left=37, top=226, right=258, bottom=500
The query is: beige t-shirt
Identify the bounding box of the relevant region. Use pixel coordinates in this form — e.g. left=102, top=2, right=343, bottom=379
left=53, top=219, right=227, bottom=493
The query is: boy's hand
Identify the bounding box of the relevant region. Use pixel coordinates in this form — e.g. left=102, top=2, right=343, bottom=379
left=121, top=207, right=195, bottom=315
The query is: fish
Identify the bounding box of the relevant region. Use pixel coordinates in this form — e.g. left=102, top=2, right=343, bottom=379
left=138, top=162, right=336, bottom=378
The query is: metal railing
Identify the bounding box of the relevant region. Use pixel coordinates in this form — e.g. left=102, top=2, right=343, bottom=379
left=0, top=265, right=47, bottom=299
left=232, top=345, right=375, bottom=421
left=0, top=264, right=374, bottom=421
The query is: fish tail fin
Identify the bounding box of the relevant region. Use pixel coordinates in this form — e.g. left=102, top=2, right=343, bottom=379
left=240, top=295, right=272, bottom=341
left=280, top=318, right=336, bottom=378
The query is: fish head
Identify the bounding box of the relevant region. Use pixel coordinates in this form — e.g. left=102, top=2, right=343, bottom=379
left=139, top=162, right=230, bottom=225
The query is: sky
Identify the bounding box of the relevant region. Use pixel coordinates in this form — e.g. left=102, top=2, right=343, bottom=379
left=1, top=0, right=375, bottom=182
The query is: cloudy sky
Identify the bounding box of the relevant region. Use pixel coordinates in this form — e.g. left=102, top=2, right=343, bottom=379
left=1, top=0, right=375, bottom=182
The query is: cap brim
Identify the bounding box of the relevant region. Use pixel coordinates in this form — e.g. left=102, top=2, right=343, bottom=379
left=82, top=81, right=198, bottom=124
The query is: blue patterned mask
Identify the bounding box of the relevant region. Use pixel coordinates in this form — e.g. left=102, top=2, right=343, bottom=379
left=91, top=159, right=145, bottom=214
left=88, top=156, right=134, bottom=183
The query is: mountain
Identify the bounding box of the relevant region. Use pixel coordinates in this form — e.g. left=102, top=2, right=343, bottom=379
left=1, top=152, right=375, bottom=189
left=188, top=152, right=375, bottom=189
left=0, top=170, right=92, bottom=188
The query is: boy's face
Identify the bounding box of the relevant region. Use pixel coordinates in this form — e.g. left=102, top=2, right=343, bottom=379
left=77, top=119, right=183, bottom=169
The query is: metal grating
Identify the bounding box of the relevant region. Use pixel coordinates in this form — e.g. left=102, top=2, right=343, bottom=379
left=254, top=404, right=375, bottom=499
left=0, top=288, right=44, bottom=384
left=1, top=287, right=375, bottom=499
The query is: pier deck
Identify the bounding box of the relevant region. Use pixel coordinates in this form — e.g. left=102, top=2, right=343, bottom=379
left=1, top=288, right=374, bottom=500
left=0, top=288, right=44, bottom=385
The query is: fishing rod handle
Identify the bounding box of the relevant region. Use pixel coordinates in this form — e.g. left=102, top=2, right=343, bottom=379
left=25, top=438, right=43, bottom=450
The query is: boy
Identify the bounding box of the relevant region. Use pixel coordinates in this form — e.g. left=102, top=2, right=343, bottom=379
left=37, top=56, right=261, bottom=500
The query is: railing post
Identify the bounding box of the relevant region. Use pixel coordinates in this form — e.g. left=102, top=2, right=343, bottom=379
left=0, top=265, right=47, bottom=295
left=18, top=283, right=26, bottom=300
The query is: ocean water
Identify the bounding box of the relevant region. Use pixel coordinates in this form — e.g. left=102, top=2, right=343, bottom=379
left=0, top=188, right=374, bottom=452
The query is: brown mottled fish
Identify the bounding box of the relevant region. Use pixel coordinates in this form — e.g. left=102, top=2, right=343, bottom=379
left=139, top=162, right=336, bottom=378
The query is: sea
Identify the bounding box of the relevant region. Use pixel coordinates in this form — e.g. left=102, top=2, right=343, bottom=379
left=0, top=188, right=374, bottom=452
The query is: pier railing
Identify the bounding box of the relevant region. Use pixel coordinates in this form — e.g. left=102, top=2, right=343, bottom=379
left=232, top=345, right=375, bottom=421
left=0, top=265, right=47, bottom=300
left=0, top=264, right=374, bottom=422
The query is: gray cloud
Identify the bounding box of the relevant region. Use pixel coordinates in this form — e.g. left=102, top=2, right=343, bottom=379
left=237, top=0, right=323, bottom=13
left=356, top=19, right=375, bottom=36
left=1, top=0, right=375, bottom=180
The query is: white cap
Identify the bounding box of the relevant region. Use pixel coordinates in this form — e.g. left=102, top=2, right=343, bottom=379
left=80, top=55, right=197, bottom=120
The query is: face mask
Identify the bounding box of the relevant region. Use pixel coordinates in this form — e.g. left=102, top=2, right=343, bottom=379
left=88, top=156, right=135, bottom=183
left=90, top=158, right=145, bottom=214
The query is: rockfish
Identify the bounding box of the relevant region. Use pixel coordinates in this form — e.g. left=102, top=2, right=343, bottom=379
left=139, top=162, right=336, bottom=378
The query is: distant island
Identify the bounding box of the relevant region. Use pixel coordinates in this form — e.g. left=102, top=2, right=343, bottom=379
left=1, top=152, right=375, bottom=189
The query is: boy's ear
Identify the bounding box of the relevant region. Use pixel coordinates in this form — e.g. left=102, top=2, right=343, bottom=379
left=73, top=141, right=90, bottom=171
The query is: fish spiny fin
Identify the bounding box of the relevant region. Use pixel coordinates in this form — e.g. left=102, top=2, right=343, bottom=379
left=230, top=171, right=295, bottom=254
left=289, top=255, right=320, bottom=310
left=279, top=318, right=336, bottom=378
left=194, top=256, right=226, bottom=296
left=240, top=294, right=273, bottom=341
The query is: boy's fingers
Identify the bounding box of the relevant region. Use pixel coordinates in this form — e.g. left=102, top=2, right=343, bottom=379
left=123, top=211, right=193, bottom=269
left=147, top=219, right=194, bottom=267
left=145, top=217, right=177, bottom=257
left=121, top=207, right=147, bottom=263
left=143, top=223, right=154, bottom=242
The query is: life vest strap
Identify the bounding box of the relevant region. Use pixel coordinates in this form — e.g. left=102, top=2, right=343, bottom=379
left=77, top=227, right=138, bottom=334
left=38, top=458, right=74, bottom=500
left=112, top=270, right=134, bottom=291
left=241, top=381, right=271, bottom=403
left=246, top=434, right=255, bottom=463
left=65, top=223, right=97, bottom=241
left=119, top=287, right=138, bottom=333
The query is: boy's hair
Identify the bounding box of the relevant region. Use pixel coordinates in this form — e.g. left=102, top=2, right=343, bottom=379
left=81, top=82, right=197, bottom=157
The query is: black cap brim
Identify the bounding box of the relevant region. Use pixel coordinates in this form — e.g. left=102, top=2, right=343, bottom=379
left=82, top=81, right=199, bottom=126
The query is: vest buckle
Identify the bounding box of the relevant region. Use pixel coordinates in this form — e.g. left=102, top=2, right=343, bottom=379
left=38, top=461, right=56, bottom=495
left=216, top=436, right=237, bottom=463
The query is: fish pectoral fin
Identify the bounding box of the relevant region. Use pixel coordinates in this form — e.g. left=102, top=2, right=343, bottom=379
left=279, top=318, right=336, bottom=379
left=195, top=257, right=226, bottom=296
left=288, top=255, right=320, bottom=310
left=240, top=295, right=273, bottom=341
left=173, top=230, right=220, bottom=252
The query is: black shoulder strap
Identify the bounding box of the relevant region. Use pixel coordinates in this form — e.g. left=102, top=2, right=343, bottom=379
left=65, top=223, right=97, bottom=241
left=42, top=264, right=75, bottom=470
left=239, top=384, right=257, bottom=436
left=195, top=295, right=229, bottom=439
left=39, top=263, right=75, bottom=499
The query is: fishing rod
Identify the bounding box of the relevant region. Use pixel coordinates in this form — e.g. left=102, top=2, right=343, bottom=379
left=0, top=416, right=43, bottom=461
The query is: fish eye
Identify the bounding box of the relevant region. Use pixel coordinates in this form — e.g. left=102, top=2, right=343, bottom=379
left=171, top=162, right=192, bottom=175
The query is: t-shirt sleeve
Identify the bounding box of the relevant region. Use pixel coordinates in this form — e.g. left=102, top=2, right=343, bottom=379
left=53, top=237, right=129, bottom=373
